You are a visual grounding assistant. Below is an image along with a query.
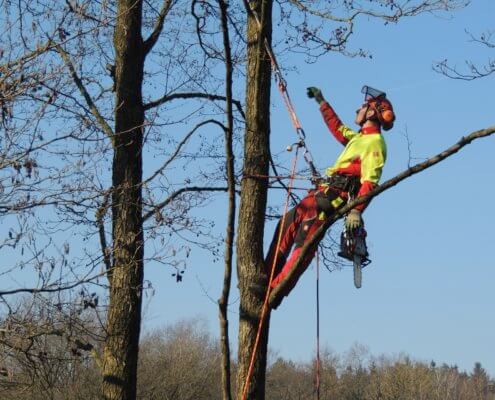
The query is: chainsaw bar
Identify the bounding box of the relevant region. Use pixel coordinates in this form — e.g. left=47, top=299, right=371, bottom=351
left=353, top=255, right=362, bottom=289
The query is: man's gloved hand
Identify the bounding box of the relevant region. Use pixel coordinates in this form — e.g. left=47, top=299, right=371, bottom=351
left=306, top=87, right=325, bottom=104
left=345, top=209, right=363, bottom=230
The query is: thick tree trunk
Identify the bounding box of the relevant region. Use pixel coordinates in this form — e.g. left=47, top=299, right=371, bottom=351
left=235, top=0, right=273, bottom=399
left=102, top=1, right=145, bottom=399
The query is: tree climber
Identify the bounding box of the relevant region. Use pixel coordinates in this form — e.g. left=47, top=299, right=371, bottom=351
left=265, top=86, right=395, bottom=308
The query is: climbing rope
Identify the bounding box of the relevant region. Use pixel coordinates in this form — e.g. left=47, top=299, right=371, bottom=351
left=315, top=251, right=321, bottom=400
left=241, top=146, right=300, bottom=400
left=275, top=78, right=319, bottom=179
left=240, top=2, right=323, bottom=398
left=244, top=173, right=314, bottom=181
left=243, top=0, right=320, bottom=180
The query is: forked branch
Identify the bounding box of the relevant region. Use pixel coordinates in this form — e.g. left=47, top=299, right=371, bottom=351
left=143, top=0, right=175, bottom=55
left=56, top=45, right=115, bottom=143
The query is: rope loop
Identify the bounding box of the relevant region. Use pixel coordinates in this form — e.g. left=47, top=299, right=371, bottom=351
left=296, top=126, right=306, bottom=140
left=277, top=76, right=287, bottom=92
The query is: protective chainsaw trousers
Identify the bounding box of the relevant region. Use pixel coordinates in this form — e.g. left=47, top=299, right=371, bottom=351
left=265, top=185, right=346, bottom=306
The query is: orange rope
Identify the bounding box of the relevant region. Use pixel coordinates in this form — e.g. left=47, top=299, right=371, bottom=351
left=240, top=4, right=321, bottom=398
left=277, top=76, right=302, bottom=131
left=277, top=79, right=302, bottom=131
left=245, top=1, right=319, bottom=179
left=240, top=147, right=300, bottom=400
left=244, top=173, right=312, bottom=181
left=315, top=251, right=321, bottom=400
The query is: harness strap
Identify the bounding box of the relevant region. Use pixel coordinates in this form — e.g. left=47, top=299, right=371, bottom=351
left=322, top=174, right=360, bottom=195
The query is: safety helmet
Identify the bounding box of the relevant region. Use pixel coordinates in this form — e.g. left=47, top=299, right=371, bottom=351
left=361, top=86, right=395, bottom=131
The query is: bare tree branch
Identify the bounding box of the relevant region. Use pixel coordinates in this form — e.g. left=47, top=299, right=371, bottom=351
left=434, top=59, right=495, bottom=80
left=434, top=29, right=495, bottom=80
left=286, top=0, right=467, bottom=23
left=217, top=0, right=235, bottom=398
left=142, top=119, right=226, bottom=187
left=0, top=270, right=108, bottom=296
left=143, top=186, right=228, bottom=222
left=65, top=0, right=106, bottom=24
left=96, top=190, right=112, bottom=280
left=143, top=0, right=175, bottom=55
left=55, top=45, right=115, bottom=143
left=144, top=92, right=246, bottom=119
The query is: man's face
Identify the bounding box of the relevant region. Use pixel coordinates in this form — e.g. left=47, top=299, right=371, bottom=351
left=355, top=102, right=376, bottom=126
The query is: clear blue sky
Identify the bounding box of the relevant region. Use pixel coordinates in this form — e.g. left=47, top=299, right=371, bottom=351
left=142, top=1, right=495, bottom=374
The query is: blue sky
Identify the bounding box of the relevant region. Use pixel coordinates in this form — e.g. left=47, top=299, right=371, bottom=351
left=142, top=1, right=495, bottom=374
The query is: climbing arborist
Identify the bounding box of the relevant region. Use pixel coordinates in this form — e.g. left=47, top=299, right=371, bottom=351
left=265, top=85, right=395, bottom=308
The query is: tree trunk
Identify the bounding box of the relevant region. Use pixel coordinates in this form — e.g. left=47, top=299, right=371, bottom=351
left=218, top=0, right=235, bottom=399
left=235, top=0, right=273, bottom=399
left=102, top=1, right=145, bottom=399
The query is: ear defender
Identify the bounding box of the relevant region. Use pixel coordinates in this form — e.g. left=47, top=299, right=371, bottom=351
left=381, top=109, right=395, bottom=123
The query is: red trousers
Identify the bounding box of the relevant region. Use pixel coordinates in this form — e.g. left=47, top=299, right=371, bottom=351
left=265, top=186, right=344, bottom=306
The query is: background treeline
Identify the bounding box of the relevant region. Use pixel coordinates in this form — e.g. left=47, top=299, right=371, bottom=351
left=1, top=314, right=493, bottom=400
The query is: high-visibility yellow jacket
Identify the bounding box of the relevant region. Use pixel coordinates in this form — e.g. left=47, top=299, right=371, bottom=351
left=320, top=101, right=387, bottom=211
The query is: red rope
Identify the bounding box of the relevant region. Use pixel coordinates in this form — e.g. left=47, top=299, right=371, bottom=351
left=244, top=173, right=312, bottom=181
left=240, top=4, right=321, bottom=398
left=240, top=147, right=300, bottom=400
left=245, top=1, right=312, bottom=152
left=315, top=251, right=321, bottom=400
left=277, top=79, right=303, bottom=131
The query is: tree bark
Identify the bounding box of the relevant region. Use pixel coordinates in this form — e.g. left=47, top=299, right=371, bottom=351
left=235, top=0, right=273, bottom=399
left=101, top=1, right=145, bottom=399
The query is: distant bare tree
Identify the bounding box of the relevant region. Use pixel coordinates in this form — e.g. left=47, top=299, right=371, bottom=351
left=0, top=294, right=102, bottom=399
left=137, top=320, right=222, bottom=400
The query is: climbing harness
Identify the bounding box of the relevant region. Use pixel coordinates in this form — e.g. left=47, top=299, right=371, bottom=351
left=321, top=174, right=360, bottom=196
left=338, top=223, right=371, bottom=289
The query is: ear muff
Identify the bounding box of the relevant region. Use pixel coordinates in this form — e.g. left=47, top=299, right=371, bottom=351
left=368, top=98, right=395, bottom=130
left=381, top=109, right=394, bottom=123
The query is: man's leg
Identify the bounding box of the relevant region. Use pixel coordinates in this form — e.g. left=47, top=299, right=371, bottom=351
left=265, top=207, right=298, bottom=280
left=270, top=216, right=324, bottom=290
left=265, top=189, right=319, bottom=274
left=269, top=187, right=344, bottom=308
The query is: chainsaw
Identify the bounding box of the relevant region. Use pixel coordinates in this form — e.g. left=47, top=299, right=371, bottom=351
left=338, top=222, right=371, bottom=289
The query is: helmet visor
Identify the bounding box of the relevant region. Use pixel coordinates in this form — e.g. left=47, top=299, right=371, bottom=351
left=361, top=85, right=387, bottom=101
